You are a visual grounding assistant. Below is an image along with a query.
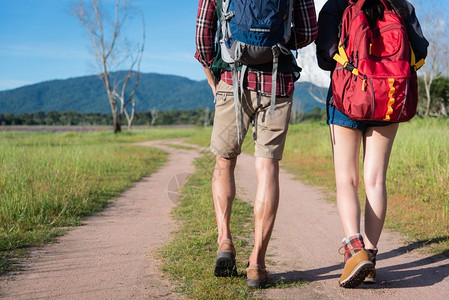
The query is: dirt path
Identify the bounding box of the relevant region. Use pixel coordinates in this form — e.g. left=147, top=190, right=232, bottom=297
left=234, top=153, right=449, bottom=299
left=1, top=139, right=448, bottom=299
left=0, top=140, right=198, bottom=299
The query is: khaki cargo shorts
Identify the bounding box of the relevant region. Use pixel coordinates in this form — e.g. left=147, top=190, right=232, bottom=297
left=210, top=81, right=292, bottom=160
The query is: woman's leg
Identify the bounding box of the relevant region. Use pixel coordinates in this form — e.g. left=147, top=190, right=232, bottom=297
left=362, top=124, right=399, bottom=249
left=329, top=124, right=363, bottom=237
left=331, top=124, right=375, bottom=288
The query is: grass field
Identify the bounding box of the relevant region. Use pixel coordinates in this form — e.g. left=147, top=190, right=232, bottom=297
left=161, top=118, right=448, bottom=298
left=1, top=118, right=447, bottom=293
left=0, top=128, right=205, bottom=273
left=158, top=153, right=305, bottom=299
left=282, top=118, right=449, bottom=253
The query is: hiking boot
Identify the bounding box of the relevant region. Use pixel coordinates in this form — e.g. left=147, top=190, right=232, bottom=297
left=246, top=264, right=268, bottom=288
left=364, top=268, right=376, bottom=283
left=214, top=239, right=237, bottom=277
left=364, top=248, right=378, bottom=284
left=339, top=249, right=374, bottom=288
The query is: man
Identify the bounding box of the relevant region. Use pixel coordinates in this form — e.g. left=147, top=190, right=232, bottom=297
left=195, top=0, right=317, bottom=288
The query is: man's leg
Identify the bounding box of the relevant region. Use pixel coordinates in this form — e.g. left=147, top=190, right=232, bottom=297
left=245, top=157, right=279, bottom=288
left=212, top=155, right=237, bottom=244
left=249, top=157, right=280, bottom=267
left=212, top=155, right=238, bottom=277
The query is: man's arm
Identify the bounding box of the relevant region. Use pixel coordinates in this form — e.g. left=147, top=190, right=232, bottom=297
left=203, top=66, right=216, bottom=94
left=195, top=0, right=218, bottom=93
left=287, top=0, right=318, bottom=49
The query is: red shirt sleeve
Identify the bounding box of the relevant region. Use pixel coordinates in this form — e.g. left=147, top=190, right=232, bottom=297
left=289, top=0, right=318, bottom=49
left=194, top=0, right=218, bottom=68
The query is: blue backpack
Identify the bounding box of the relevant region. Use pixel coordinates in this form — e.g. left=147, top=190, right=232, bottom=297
left=219, top=0, right=295, bottom=142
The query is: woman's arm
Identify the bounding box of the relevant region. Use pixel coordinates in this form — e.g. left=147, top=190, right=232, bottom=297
left=404, top=0, right=429, bottom=62
left=315, top=0, right=347, bottom=71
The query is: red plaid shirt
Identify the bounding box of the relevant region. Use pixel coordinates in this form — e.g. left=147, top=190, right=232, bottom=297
left=195, top=0, right=318, bottom=96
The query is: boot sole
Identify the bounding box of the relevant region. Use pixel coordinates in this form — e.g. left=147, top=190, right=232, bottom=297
left=339, top=261, right=374, bottom=288
left=214, top=252, right=237, bottom=277
left=246, top=278, right=267, bottom=289
left=363, top=277, right=376, bottom=284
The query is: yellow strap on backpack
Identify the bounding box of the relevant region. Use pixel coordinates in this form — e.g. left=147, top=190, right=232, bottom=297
left=410, top=44, right=425, bottom=71
left=333, top=45, right=359, bottom=76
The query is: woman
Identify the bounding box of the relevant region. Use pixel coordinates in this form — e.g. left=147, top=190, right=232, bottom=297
left=315, top=0, right=428, bottom=288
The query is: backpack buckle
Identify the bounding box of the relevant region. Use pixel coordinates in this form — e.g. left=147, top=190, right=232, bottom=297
left=272, top=45, right=280, bottom=58
left=343, top=62, right=358, bottom=76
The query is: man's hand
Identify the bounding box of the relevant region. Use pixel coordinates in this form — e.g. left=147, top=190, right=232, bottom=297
left=203, top=66, right=216, bottom=95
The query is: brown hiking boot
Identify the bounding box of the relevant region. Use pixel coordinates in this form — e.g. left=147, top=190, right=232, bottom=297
left=339, top=249, right=374, bottom=288
left=246, top=264, right=268, bottom=288
left=364, top=248, right=378, bottom=284
left=214, top=239, right=237, bottom=277
left=364, top=268, right=376, bottom=283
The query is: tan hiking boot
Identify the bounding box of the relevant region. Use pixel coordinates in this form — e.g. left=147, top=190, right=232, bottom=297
left=364, top=268, right=376, bottom=283
left=339, top=249, right=374, bottom=288
left=214, top=239, right=237, bottom=277
left=246, top=264, right=268, bottom=288
left=364, top=248, right=378, bottom=284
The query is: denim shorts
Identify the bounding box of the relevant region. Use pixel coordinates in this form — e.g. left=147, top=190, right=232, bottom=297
left=327, top=105, right=393, bottom=132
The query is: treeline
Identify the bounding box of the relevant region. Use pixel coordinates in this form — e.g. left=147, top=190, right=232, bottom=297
left=0, top=109, right=208, bottom=127
left=0, top=107, right=327, bottom=127
left=418, top=76, right=449, bottom=117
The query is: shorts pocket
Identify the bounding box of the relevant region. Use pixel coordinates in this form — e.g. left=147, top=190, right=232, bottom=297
left=215, top=90, right=233, bottom=107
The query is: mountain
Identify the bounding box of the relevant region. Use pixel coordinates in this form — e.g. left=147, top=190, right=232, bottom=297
left=0, top=72, right=326, bottom=114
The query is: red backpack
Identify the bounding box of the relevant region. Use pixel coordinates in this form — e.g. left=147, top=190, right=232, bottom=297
left=332, top=0, right=425, bottom=122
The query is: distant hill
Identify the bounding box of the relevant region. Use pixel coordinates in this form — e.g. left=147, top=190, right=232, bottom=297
left=0, top=72, right=326, bottom=114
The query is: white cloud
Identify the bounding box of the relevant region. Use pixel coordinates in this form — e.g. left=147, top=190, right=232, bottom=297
left=296, top=45, right=330, bottom=87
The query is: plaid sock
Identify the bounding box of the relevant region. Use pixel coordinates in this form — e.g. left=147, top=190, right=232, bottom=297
left=342, top=234, right=365, bottom=261
left=366, top=248, right=378, bottom=266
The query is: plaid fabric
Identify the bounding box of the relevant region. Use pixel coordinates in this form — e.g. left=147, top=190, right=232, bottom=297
left=366, top=248, right=378, bottom=266
left=194, top=0, right=318, bottom=96
left=342, top=234, right=365, bottom=261
left=220, top=70, right=295, bottom=97
left=194, top=0, right=217, bottom=69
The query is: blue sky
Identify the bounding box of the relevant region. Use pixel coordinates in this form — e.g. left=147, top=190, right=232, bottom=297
left=0, top=0, right=445, bottom=91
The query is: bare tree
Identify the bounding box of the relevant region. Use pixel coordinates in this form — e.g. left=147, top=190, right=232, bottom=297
left=73, top=0, right=145, bottom=133
left=419, top=7, right=449, bottom=117
left=290, top=100, right=305, bottom=124
left=150, top=107, right=158, bottom=127
left=306, top=82, right=327, bottom=105
left=204, top=107, right=210, bottom=127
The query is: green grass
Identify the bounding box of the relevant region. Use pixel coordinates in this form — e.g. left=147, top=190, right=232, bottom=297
left=158, top=152, right=306, bottom=299
left=2, top=117, right=448, bottom=295
left=158, top=153, right=255, bottom=299
left=386, top=118, right=449, bottom=251
left=0, top=128, right=206, bottom=274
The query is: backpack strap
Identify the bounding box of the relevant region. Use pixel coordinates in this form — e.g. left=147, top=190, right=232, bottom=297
left=354, top=0, right=367, bottom=10
left=220, top=0, right=234, bottom=44
left=231, top=63, right=244, bottom=145
left=284, top=0, right=294, bottom=44
left=333, top=45, right=359, bottom=76
left=410, top=43, right=425, bottom=71
left=271, top=46, right=279, bottom=116
left=270, top=44, right=292, bottom=115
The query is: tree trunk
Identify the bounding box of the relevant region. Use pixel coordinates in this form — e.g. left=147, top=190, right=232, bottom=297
left=113, top=110, right=121, bottom=133
left=425, top=80, right=432, bottom=117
